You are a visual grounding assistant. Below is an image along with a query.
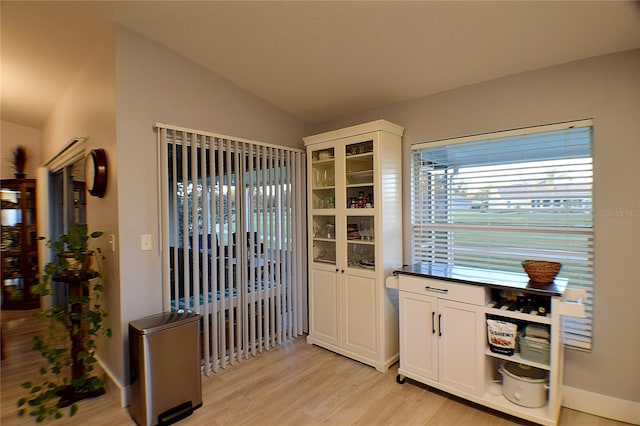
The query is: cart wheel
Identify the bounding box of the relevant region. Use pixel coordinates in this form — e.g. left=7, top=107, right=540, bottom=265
left=396, top=374, right=406, bottom=384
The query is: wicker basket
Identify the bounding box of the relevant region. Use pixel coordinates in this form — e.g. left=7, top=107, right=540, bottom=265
left=521, top=260, right=561, bottom=283
left=519, top=334, right=550, bottom=365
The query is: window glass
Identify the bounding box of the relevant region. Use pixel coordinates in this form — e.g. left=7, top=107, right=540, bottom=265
left=411, top=121, right=593, bottom=350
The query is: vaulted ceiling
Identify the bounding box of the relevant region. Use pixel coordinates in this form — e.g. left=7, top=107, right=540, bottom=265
left=2, top=1, right=640, bottom=129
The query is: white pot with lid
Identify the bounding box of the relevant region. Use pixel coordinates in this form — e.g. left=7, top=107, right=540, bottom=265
left=498, top=362, right=549, bottom=408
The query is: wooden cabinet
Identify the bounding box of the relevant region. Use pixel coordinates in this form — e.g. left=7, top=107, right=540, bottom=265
left=398, top=276, right=485, bottom=396
left=304, top=120, right=404, bottom=372
left=1, top=179, right=39, bottom=309
left=396, top=268, right=585, bottom=426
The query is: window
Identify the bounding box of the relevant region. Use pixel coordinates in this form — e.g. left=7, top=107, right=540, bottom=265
left=44, top=139, right=87, bottom=305
left=49, top=157, right=86, bottom=238
left=411, top=120, right=594, bottom=350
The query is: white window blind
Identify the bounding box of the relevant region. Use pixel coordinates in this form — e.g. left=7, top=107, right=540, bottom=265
left=410, top=120, right=594, bottom=350
left=156, top=123, right=307, bottom=373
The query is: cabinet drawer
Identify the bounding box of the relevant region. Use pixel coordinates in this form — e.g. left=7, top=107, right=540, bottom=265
left=398, top=275, right=485, bottom=306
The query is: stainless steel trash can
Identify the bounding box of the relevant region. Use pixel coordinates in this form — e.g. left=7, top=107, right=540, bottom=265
left=129, top=311, right=202, bottom=426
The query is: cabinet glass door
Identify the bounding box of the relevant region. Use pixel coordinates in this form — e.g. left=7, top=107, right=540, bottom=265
left=346, top=215, right=375, bottom=270
left=24, top=186, right=36, bottom=226
left=345, top=140, right=375, bottom=270
left=345, top=140, right=374, bottom=209
left=311, top=215, right=336, bottom=265
left=310, top=146, right=336, bottom=266
left=310, top=147, right=335, bottom=210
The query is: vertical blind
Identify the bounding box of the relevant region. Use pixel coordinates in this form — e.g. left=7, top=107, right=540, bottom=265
left=156, top=123, right=307, bottom=373
left=410, top=120, right=594, bottom=350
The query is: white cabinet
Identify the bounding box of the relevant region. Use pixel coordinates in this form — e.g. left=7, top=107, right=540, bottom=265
left=396, top=268, right=585, bottom=426
left=304, top=120, right=404, bottom=372
left=439, top=298, right=485, bottom=395
left=398, top=276, right=485, bottom=397
left=398, top=291, right=437, bottom=380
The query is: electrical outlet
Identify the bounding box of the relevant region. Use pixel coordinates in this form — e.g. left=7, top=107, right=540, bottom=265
left=141, top=234, right=152, bottom=251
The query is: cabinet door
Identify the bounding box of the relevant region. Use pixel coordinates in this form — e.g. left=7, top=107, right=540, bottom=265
left=309, top=267, right=340, bottom=346
left=311, top=214, right=336, bottom=266
left=399, top=291, right=438, bottom=381
left=343, top=272, right=377, bottom=358
left=437, top=299, right=484, bottom=396
left=344, top=139, right=374, bottom=210
left=309, top=145, right=336, bottom=210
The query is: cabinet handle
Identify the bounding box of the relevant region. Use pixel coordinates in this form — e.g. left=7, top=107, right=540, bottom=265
left=431, top=311, right=435, bottom=334
left=425, top=286, right=448, bottom=294
left=438, top=314, right=442, bottom=337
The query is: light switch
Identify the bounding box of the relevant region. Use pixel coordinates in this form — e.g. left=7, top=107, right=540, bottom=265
left=140, top=234, right=152, bottom=251
left=108, top=234, right=116, bottom=253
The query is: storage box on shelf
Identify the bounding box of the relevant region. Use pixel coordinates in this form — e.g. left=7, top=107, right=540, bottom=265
left=519, top=332, right=551, bottom=365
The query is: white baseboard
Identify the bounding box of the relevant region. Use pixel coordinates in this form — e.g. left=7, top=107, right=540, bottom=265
left=97, top=355, right=130, bottom=408
left=563, top=385, right=640, bottom=424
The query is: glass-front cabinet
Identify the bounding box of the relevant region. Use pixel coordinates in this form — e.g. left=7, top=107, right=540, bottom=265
left=305, top=120, right=404, bottom=372
left=1, top=179, right=40, bottom=309
left=310, top=146, right=336, bottom=266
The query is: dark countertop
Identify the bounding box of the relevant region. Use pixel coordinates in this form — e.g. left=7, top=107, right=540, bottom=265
left=395, top=262, right=568, bottom=297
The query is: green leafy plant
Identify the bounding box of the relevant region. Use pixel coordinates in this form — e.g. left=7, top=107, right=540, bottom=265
left=17, top=224, right=112, bottom=422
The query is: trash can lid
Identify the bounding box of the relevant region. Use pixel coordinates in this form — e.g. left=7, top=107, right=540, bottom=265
left=129, top=310, right=201, bottom=334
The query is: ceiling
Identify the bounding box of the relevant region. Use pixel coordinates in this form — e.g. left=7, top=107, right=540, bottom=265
left=2, top=1, right=640, bottom=129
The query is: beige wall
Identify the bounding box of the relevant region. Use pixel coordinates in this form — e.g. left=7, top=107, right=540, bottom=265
left=114, top=26, right=310, bottom=391
left=0, top=120, right=41, bottom=179
left=40, top=31, right=121, bottom=388
left=313, top=49, right=640, bottom=402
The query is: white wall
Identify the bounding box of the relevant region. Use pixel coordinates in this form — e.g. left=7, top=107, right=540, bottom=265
left=0, top=120, right=41, bottom=179
left=313, top=49, right=640, bottom=404
left=114, top=26, right=310, bottom=394
left=40, top=30, right=121, bottom=394
left=35, top=19, right=638, bottom=414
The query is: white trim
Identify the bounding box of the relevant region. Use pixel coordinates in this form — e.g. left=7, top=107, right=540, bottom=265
left=44, top=137, right=87, bottom=171
left=154, top=122, right=305, bottom=153
left=412, top=119, right=593, bottom=149
left=562, top=385, right=640, bottom=424
left=303, top=119, right=404, bottom=146
left=36, top=167, right=51, bottom=309
left=97, top=355, right=129, bottom=407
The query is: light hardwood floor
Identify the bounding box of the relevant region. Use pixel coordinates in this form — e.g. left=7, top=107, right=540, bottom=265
left=1, top=310, right=630, bottom=426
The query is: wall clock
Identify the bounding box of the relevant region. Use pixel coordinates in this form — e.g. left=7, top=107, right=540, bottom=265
left=85, top=148, right=108, bottom=198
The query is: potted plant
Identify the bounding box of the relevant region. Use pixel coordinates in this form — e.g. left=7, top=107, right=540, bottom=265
left=17, top=224, right=112, bottom=422
left=12, top=145, right=28, bottom=178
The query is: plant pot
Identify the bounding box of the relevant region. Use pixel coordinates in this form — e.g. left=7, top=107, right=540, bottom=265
left=53, top=252, right=93, bottom=283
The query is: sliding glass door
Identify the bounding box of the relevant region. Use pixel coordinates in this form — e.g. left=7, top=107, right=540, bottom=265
left=157, top=125, right=307, bottom=374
